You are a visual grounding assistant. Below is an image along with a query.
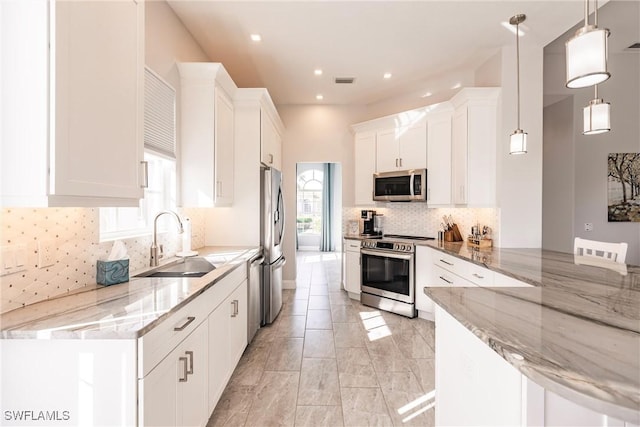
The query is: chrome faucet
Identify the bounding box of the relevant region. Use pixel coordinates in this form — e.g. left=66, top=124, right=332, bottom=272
left=150, top=210, right=184, bottom=267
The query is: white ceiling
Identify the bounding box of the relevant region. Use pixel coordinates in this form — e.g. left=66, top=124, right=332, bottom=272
left=166, top=0, right=622, bottom=107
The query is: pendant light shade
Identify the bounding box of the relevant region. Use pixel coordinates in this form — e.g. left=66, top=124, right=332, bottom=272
left=565, top=0, right=610, bottom=88
left=509, top=14, right=528, bottom=155
left=583, top=86, right=611, bottom=134
left=510, top=129, right=528, bottom=155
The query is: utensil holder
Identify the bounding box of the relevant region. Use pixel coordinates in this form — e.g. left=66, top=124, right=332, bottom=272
left=450, top=224, right=464, bottom=242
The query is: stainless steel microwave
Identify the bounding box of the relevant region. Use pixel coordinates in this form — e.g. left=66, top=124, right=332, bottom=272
left=373, top=169, right=427, bottom=202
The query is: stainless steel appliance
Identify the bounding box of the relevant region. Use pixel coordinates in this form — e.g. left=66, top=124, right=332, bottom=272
left=261, top=167, right=286, bottom=325
left=360, top=210, right=382, bottom=237
left=373, top=169, right=427, bottom=202
left=247, top=253, right=264, bottom=342
left=360, top=235, right=434, bottom=317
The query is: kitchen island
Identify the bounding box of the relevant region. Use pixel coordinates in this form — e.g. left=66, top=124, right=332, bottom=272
left=421, top=241, right=640, bottom=425
left=0, top=246, right=260, bottom=426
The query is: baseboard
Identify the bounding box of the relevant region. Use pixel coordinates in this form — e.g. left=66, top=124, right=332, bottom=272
left=417, top=310, right=435, bottom=322
left=282, top=279, right=296, bottom=289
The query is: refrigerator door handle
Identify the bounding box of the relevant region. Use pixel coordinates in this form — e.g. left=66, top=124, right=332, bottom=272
left=277, top=187, right=285, bottom=243
left=273, top=256, right=286, bottom=269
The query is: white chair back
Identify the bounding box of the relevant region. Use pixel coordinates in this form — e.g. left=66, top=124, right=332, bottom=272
left=573, top=237, right=628, bottom=264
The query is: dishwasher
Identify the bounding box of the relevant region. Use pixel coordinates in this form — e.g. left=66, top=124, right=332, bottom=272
left=247, top=253, right=264, bottom=343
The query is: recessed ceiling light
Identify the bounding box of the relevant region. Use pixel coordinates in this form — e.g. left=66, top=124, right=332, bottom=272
left=314, top=69, right=323, bottom=76
left=451, top=82, right=462, bottom=89
left=383, top=73, right=392, bottom=79
left=316, top=94, right=324, bottom=100
left=421, top=92, right=433, bottom=98
left=501, top=21, right=527, bottom=36
left=250, top=34, right=262, bottom=42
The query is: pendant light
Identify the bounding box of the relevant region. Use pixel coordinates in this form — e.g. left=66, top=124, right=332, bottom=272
left=583, top=85, right=611, bottom=134
left=582, top=2, right=611, bottom=135
left=565, top=0, right=610, bottom=89
left=509, top=14, right=527, bottom=155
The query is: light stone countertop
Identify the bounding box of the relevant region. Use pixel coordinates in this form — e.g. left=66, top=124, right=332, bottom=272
left=0, top=246, right=260, bottom=340
left=420, top=241, right=640, bottom=423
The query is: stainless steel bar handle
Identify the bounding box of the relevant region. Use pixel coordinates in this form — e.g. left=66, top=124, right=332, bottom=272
left=231, top=300, right=238, bottom=317
left=395, top=158, right=398, bottom=167
left=179, top=357, right=188, bottom=382
left=409, top=173, right=415, bottom=197
left=174, top=316, right=196, bottom=331
left=439, top=259, right=454, bottom=266
left=399, top=158, right=403, bottom=167
left=185, top=351, right=194, bottom=375
left=140, top=161, right=149, bottom=188
left=472, top=273, right=484, bottom=279
left=439, top=276, right=453, bottom=285
left=269, top=154, right=274, bottom=164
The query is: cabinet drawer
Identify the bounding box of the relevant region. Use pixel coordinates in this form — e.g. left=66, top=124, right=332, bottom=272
left=138, top=294, right=210, bottom=378
left=433, top=252, right=465, bottom=275
left=462, top=263, right=494, bottom=287
left=431, top=265, right=477, bottom=288
left=344, top=239, right=361, bottom=252
left=138, top=265, right=247, bottom=378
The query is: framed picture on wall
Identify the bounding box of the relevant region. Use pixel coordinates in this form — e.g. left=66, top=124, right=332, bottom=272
left=608, top=153, right=640, bottom=222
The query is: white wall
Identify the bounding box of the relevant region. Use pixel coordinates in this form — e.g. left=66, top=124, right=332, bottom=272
left=542, top=0, right=640, bottom=264
left=278, top=105, right=368, bottom=282
left=542, top=96, right=575, bottom=253
left=497, top=44, right=544, bottom=248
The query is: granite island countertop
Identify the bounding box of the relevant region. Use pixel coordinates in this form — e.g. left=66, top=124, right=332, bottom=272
left=421, top=241, right=640, bottom=423
left=0, top=246, right=260, bottom=340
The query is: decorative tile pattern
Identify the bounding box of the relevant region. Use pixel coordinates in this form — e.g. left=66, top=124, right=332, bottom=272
left=0, top=207, right=207, bottom=313
left=342, top=205, right=500, bottom=244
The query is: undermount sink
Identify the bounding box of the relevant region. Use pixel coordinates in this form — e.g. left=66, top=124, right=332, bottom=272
left=135, top=257, right=216, bottom=278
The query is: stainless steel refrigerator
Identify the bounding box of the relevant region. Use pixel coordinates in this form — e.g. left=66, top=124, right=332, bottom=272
left=261, top=167, right=286, bottom=325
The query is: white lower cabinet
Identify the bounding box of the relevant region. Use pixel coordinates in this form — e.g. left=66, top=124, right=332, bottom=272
left=343, top=239, right=361, bottom=297
left=435, top=304, right=637, bottom=427
left=140, top=321, right=208, bottom=427
left=436, top=305, right=524, bottom=426
left=208, top=278, right=248, bottom=413
left=139, top=266, right=248, bottom=427
left=415, top=246, right=435, bottom=319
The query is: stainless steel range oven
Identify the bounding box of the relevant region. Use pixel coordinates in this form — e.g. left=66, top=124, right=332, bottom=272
left=360, top=239, right=417, bottom=318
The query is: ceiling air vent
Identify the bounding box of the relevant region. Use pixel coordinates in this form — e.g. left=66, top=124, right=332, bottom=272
left=625, top=42, right=640, bottom=52
left=334, top=77, right=356, bottom=84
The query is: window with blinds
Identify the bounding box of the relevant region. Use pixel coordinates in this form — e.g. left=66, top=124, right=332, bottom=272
left=144, top=67, right=176, bottom=158
left=99, top=67, right=177, bottom=241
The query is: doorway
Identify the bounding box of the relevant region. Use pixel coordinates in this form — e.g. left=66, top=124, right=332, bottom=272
left=296, top=163, right=342, bottom=252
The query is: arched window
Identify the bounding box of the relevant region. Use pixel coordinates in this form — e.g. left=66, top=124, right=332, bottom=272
left=296, top=168, right=323, bottom=234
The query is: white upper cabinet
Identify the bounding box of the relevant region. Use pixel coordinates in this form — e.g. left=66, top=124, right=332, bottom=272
left=261, top=110, right=283, bottom=170
left=375, top=123, right=427, bottom=172
left=427, top=110, right=453, bottom=205
left=375, top=129, right=398, bottom=172
left=354, top=132, right=377, bottom=205
left=178, top=63, right=237, bottom=207
left=1, top=0, right=145, bottom=207
left=451, top=88, right=500, bottom=207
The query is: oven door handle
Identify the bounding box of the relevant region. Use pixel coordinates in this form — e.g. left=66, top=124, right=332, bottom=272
left=361, top=248, right=413, bottom=261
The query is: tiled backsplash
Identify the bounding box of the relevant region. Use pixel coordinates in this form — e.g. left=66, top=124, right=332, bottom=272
left=343, top=205, right=500, bottom=243
left=0, top=208, right=206, bottom=313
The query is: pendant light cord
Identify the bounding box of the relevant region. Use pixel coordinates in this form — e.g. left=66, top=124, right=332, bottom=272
left=516, top=21, right=521, bottom=130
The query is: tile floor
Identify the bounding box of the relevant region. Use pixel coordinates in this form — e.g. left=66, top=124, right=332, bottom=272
left=207, top=251, right=436, bottom=427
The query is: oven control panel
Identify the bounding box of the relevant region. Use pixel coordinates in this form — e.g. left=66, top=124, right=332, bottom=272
left=361, top=240, right=414, bottom=253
